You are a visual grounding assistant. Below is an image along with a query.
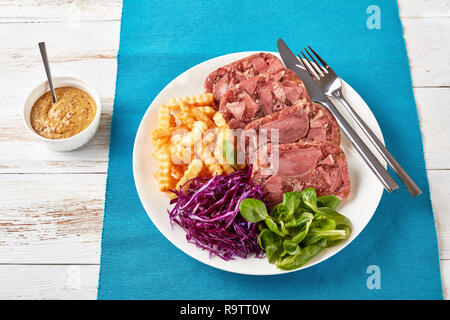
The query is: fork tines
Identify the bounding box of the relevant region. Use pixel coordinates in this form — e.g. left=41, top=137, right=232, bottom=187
left=297, top=46, right=332, bottom=80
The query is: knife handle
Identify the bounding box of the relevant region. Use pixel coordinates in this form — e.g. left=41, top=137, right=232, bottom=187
left=334, top=94, right=421, bottom=197
left=321, top=99, right=399, bottom=193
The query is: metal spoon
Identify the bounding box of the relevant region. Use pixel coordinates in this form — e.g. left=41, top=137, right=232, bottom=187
left=38, top=42, right=57, bottom=103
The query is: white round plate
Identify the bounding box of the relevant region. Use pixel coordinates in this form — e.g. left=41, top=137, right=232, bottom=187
left=133, top=51, right=385, bottom=275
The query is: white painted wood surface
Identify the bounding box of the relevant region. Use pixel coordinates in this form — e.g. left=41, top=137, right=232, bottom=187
left=0, top=0, right=448, bottom=299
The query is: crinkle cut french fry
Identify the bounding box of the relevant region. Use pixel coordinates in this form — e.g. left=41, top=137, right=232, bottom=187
left=170, top=144, right=192, bottom=165
left=212, top=112, right=227, bottom=128
left=213, top=128, right=235, bottom=174
left=151, top=127, right=175, bottom=140
left=197, top=106, right=216, bottom=117
left=177, top=105, right=195, bottom=129
left=152, top=93, right=246, bottom=193
left=202, top=146, right=223, bottom=176
left=152, top=137, right=170, bottom=150
left=158, top=105, right=171, bottom=128
left=176, top=159, right=203, bottom=190
left=170, top=132, right=193, bottom=165
left=192, top=120, right=207, bottom=159
left=180, top=102, right=215, bottom=128
left=169, top=113, right=177, bottom=127
left=192, top=120, right=222, bottom=176
left=171, top=164, right=185, bottom=180
left=167, top=93, right=214, bottom=108
left=154, top=145, right=172, bottom=191
left=203, top=128, right=217, bottom=146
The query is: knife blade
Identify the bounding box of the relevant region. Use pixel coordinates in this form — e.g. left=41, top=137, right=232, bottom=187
left=277, top=38, right=399, bottom=193
left=277, top=39, right=329, bottom=102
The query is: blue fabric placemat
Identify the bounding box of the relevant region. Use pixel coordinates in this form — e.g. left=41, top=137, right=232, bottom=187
left=98, top=0, right=443, bottom=299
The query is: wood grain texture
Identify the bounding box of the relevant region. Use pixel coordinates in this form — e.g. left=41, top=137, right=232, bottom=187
left=415, top=88, right=450, bottom=170
left=398, top=0, right=450, bottom=17
left=0, top=0, right=122, bottom=23
left=0, top=0, right=448, bottom=299
left=0, top=174, right=105, bottom=264
left=0, top=265, right=98, bottom=299
left=429, top=171, right=450, bottom=260
left=402, top=18, right=450, bottom=87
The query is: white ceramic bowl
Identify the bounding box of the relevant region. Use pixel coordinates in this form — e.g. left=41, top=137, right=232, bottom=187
left=23, top=76, right=102, bottom=151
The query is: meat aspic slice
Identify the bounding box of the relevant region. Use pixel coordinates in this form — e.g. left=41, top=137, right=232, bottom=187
left=240, top=103, right=340, bottom=157
left=219, top=69, right=310, bottom=129
left=252, top=141, right=350, bottom=205
left=204, top=53, right=285, bottom=108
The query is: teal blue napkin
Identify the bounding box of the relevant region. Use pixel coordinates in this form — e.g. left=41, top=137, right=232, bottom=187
left=98, top=0, right=442, bottom=299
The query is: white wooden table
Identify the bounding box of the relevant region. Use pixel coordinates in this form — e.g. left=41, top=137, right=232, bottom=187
left=0, top=0, right=448, bottom=299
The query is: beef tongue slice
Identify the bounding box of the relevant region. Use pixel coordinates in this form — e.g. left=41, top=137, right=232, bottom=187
left=219, top=69, right=310, bottom=129
left=252, top=141, right=350, bottom=205
left=204, top=53, right=285, bottom=108
left=240, top=102, right=341, bottom=160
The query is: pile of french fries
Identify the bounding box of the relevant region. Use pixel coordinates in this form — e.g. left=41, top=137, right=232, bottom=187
left=151, top=93, right=239, bottom=194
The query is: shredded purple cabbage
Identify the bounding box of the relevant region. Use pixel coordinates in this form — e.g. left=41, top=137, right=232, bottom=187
left=168, top=167, right=265, bottom=261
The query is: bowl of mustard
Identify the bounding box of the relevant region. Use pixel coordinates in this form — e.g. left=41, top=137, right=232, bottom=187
left=23, top=76, right=102, bottom=151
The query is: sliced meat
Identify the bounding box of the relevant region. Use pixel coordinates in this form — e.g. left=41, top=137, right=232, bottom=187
left=240, top=102, right=340, bottom=160
left=262, top=174, right=284, bottom=204
left=204, top=53, right=285, bottom=108
left=277, top=147, right=323, bottom=176
left=228, top=119, right=247, bottom=129
left=252, top=141, right=350, bottom=205
left=301, top=102, right=340, bottom=146
left=306, top=128, right=327, bottom=143
left=219, top=69, right=310, bottom=127
left=226, top=101, right=246, bottom=121
left=260, top=107, right=309, bottom=143
left=240, top=105, right=310, bottom=158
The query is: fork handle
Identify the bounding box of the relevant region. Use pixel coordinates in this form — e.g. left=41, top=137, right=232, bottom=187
left=320, top=99, right=399, bottom=193
left=332, top=93, right=422, bottom=197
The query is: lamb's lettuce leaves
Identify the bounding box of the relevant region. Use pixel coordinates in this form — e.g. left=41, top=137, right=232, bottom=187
left=239, top=188, right=351, bottom=271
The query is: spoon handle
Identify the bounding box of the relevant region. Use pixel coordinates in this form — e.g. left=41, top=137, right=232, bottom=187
left=38, top=42, right=57, bottom=103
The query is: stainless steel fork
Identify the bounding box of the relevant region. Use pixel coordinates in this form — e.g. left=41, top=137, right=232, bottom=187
left=299, top=46, right=421, bottom=197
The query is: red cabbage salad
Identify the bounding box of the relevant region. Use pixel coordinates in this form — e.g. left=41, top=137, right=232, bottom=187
left=168, top=167, right=265, bottom=261
left=168, top=167, right=351, bottom=270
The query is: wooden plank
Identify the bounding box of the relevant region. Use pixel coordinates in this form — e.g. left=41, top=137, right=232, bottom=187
left=414, top=88, right=450, bottom=170
left=0, top=174, right=105, bottom=264
left=0, top=0, right=122, bottom=23
left=401, top=17, right=450, bottom=87
left=0, top=265, right=98, bottom=299
left=443, top=259, right=450, bottom=299
left=398, top=0, right=450, bottom=18
left=0, top=21, right=120, bottom=71
left=428, top=170, right=450, bottom=261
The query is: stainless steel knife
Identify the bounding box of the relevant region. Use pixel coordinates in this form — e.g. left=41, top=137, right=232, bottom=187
left=277, top=38, right=399, bottom=193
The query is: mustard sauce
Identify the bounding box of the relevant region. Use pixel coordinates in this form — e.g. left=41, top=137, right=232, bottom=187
left=30, top=87, right=96, bottom=139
